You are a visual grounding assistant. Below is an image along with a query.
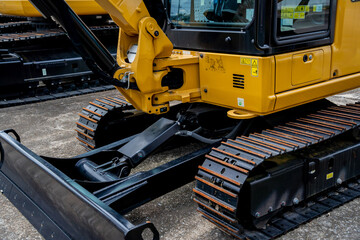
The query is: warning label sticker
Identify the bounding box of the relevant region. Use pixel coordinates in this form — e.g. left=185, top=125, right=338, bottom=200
left=295, top=6, right=305, bottom=12
left=251, top=59, right=258, bottom=77
left=251, top=59, right=258, bottom=67
left=240, top=57, right=251, bottom=65
left=281, top=5, right=310, bottom=19
left=326, top=172, right=334, bottom=180
left=294, top=12, right=305, bottom=19
left=281, top=6, right=295, bottom=13
left=237, top=98, right=245, bottom=107
left=281, top=12, right=294, bottom=19
left=313, top=4, right=323, bottom=12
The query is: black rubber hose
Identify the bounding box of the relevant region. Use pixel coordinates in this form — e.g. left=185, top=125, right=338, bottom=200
left=176, top=130, right=222, bottom=144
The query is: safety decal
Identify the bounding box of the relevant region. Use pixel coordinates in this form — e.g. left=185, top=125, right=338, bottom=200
left=313, top=4, right=323, bottom=12
left=237, top=98, right=245, bottom=107
left=251, top=59, right=258, bottom=77
left=281, top=5, right=310, bottom=19
left=326, top=172, right=334, bottom=180
left=240, top=57, right=251, bottom=65
left=294, top=12, right=305, bottom=19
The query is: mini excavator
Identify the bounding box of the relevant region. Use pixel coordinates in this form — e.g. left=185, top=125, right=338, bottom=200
left=1, top=0, right=360, bottom=239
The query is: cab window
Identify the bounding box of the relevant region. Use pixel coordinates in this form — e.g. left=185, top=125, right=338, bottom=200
left=169, top=0, right=255, bottom=28
left=277, top=0, right=331, bottom=37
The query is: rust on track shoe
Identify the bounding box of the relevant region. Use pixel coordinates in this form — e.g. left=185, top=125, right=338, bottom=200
left=194, top=102, right=360, bottom=239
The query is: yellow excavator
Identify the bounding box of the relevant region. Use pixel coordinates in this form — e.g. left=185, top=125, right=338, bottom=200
left=1, top=0, right=360, bottom=239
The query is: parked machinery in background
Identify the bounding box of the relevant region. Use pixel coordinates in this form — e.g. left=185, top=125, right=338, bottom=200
left=0, top=0, right=117, bottom=107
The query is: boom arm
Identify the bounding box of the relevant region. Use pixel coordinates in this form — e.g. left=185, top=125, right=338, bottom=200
left=29, top=0, right=201, bottom=114
left=28, top=0, right=117, bottom=74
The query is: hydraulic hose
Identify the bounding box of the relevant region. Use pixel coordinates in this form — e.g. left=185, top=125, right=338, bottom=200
left=176, top=130, right=222, bottom=144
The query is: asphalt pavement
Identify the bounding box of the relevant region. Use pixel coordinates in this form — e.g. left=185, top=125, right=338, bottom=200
left=0, top=88, right=360, bottom=240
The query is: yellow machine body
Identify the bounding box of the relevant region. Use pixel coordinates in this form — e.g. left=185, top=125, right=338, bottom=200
left=0, top=0, right=106, bottom=17
left=3, top=0, right=357, bottom=117
left=190, top=0, right=360, bottom=119
left=91, top=0, right=360, bottom=120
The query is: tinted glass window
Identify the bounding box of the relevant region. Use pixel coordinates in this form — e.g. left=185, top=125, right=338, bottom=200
left=277, top=0, right=331, bottom=37
left=169, top=0, right=255, bottom=28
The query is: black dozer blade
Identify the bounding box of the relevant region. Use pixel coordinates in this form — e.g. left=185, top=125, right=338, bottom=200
left=0, top=129, right=212, bottom=240
left=0, top=130, right=156, bottom=240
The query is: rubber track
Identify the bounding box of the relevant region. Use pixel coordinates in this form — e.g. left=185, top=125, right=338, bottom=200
left=76, top=95, right=131, bottom=151
left=194, top=102, right=360, bottom=239
left=0, top=85, right=115, bottom=108
left=0, top=24, right=118, bottom=42
left=0, top=21, right=31, bottom=33
left=0, top=23, right=118, bottom=108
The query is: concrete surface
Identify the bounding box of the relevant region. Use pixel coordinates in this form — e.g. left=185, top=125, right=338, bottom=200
left=0, top=88, right=360, bottom=240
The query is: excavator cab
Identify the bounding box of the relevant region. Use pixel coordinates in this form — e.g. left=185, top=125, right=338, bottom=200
left=166, top=0, right=333, bottom=53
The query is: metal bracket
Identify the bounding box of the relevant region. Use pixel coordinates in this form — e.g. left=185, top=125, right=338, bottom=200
left=124, top=71, right=134, bottom=90
left=306, top=158, right=320, bottom=182
left=3, top=129, right=21, bottom=142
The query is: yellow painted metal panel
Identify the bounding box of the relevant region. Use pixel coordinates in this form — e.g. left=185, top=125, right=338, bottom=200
left=292, top=50, right=324, bottom=86
left=275, top=73, right=360, bottom=111
left=331, top=0, right=360, bottom=77
left=275, top=47, right=331, bottom=93
left=199, top=53, right=276, bottom=114
left=95, top=0, right=150, bottom=36
left=0, top=0, right=106, bottom=17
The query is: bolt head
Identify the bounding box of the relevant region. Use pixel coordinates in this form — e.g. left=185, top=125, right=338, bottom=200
left=225, top=36, right=232, bottom=43
left=293, top=198, right=299, bottom=205
left=255, top=212, right=260, bottom=218
left=337, top=178, right=343, bottom=185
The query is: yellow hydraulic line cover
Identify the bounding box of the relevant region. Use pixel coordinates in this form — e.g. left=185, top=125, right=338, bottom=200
left=0, top=0, right=107, bottom=17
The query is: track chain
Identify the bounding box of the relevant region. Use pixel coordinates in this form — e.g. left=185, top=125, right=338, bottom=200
left=0, top=24, right=118, bottom=42
left=0, top=21, right=31, bottom=33
left=194, top=102, right=360, bottom=239
left=0, top=85, right=115, bottom=108
left=76, top=95, right=131, bottom=151
left=0, top=19, right=118, bottom=107
left=0, top=15, right=26, bottom=23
